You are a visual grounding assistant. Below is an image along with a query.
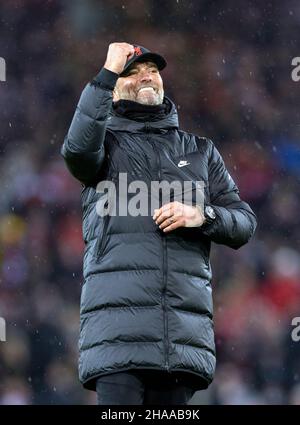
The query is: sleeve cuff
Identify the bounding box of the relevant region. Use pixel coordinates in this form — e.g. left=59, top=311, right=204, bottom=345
left=200, top=204, right=221, bottom=235
left=92, top=67, right=119, bottom=90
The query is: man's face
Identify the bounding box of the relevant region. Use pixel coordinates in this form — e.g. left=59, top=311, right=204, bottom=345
left=113, top=61, right=164, bottom=105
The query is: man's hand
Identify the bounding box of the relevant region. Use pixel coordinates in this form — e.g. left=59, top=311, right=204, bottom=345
left=104, top=42, right=135, bottom=74
left=152, top=201, right=205, bottom=233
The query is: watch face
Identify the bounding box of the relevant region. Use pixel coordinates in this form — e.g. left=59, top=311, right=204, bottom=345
left=205, top=206, right=216, bottom=220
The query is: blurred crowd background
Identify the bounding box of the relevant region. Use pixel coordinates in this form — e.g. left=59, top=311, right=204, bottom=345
left=0, top=0, right=300, bottom=405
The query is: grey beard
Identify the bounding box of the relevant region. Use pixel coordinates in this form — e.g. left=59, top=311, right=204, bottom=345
left=117, top=89, right=164, bottom=105
left=136, top=96, right=163, bottom=105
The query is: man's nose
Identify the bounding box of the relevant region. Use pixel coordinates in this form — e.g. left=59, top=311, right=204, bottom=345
left=139, top=71, right=153, bottom=82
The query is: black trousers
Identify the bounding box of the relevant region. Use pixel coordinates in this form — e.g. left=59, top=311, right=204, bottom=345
left=96, top=370, right=196, bottom=405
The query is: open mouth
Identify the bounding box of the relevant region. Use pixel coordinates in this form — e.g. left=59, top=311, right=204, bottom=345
left=138, top=87, right=156, bottom=93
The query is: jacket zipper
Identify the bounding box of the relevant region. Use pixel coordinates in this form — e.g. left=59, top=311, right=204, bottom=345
left=145, top=123, right=161, bottom=181
left=162, top=234, right=169, bottom=371
left=145, top=122, right=170, bottom=372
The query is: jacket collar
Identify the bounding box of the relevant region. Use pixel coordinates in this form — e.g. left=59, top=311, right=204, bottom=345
left=107, top=96, right=179, bottom=134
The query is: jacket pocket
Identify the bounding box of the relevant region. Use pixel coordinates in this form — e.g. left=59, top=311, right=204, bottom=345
left=177, top=166, right=208, bottom=201
left=164, top=151, right=210, bottom=202
left=94, top=213, right=110, bottom=261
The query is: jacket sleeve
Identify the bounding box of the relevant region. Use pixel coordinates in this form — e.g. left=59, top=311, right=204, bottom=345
left=60, top=68, right=119, bottom=185
left=199, top=140, right=257, bottom=249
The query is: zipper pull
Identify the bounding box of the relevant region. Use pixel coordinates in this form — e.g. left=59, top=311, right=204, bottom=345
left=144, top=122, right=150, bottom=132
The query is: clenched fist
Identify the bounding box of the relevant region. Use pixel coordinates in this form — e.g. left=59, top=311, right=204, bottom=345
left=104, top=42, right=135, bottom=74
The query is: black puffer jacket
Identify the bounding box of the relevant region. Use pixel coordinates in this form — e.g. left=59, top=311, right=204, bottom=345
left=61, top=68, right=257, bottom=391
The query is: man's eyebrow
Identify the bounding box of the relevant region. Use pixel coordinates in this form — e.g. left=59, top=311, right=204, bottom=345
left=133, top=62, right=158, bottom=70
left=141, top=62, right=158, bottom=68
left=122, top=62, right=158, bottom=76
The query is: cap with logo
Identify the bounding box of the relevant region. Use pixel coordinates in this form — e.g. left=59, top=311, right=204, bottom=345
left=120, top=45, right=167, bottom=77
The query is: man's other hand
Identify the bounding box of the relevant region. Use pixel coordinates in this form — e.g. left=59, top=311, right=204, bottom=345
left=153, top=201, right=205, bottom=233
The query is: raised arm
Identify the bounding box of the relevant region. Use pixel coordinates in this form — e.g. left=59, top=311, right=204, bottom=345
left=60, top=43, right=135, bottom=185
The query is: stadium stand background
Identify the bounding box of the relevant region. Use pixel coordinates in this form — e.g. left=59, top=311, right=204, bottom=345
left=0, top=0, right=300, bottom=404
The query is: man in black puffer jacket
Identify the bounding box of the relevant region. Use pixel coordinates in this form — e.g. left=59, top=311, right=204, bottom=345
left=61, top=42, right=257, bottom=405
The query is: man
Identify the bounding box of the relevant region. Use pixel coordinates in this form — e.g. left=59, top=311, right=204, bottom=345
left=61, top=42, right=257, bottom=405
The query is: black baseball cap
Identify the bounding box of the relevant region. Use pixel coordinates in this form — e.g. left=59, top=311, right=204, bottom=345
left=120, top=45, right=167, bottom=77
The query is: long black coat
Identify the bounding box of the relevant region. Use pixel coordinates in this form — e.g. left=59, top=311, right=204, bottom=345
left=61, top=68, right=257, bottom=391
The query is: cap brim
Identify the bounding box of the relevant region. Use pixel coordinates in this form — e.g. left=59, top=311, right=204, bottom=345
left=120, top=52, right=167, bottom=76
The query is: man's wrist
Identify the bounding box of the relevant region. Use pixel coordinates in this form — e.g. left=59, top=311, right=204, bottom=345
left=91, top=67, right=119, bottom=90
left=195, top=205, right=206, bottom=227
left=200, top=204, right=217, bottom=229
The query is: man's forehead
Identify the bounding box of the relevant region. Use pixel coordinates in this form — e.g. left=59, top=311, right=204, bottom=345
left=126, top=61, right=158, bottom=72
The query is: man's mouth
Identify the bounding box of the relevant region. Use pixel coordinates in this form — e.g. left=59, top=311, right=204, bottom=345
left=138, top=87, right=156, bottom=93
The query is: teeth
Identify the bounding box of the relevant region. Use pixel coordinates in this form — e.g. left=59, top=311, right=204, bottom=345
left=139, top=87, right=155, bottom=92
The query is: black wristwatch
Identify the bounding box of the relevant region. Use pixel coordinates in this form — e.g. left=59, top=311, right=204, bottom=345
left=203, top=205, right=216, bottom=226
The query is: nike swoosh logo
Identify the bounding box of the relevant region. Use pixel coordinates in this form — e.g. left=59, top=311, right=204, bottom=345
left=177, top=160, right=190, bottom=167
